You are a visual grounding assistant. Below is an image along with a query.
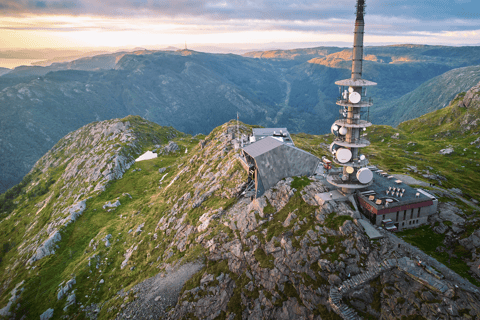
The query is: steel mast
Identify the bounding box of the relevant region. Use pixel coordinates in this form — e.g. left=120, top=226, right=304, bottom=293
left=327, top=0, right=377, bottom=193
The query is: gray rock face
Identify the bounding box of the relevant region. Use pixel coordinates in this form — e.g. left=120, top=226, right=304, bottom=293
left=160, top=141, right=180, bottom=155
left=57, top=277, right=76, bottom=300
left=40, top=308, right=54, bottom=320
left=103, top=200, right=121, bottom=210
left=463, top=80, right=480, bottom=108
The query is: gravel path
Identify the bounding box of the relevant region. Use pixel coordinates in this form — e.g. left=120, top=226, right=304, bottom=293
left=116, top=262, right=204, bottom=319
left=382, top=230, right=480, bottom=295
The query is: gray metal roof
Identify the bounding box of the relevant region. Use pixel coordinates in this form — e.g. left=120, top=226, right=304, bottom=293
left=242, top=136, right=283, bottom=158
left=252, top=128, right=289, bottom=136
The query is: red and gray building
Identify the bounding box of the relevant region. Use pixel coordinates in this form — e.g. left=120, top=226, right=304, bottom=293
left=356, top=169, right=438, bottom=230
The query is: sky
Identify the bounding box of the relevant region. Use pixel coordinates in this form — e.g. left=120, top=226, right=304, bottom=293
left=0, top=0, right=479, bottom=52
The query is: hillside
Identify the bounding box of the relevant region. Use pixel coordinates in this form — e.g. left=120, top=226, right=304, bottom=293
left=375, top=65, right=480, bottom=126
left=2, top=45, right=480, bottom=193
left=1, top=111, right=480, bottom=319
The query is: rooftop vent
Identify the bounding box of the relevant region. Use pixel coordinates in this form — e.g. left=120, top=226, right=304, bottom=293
left=386, top=190, right=390, bottom=195
left=415, top=192, right=420, bottom=198
left=402, top=188, right=405, bottom=193
left=375, top=199, right=383, bottom=205
left=369, top=195, right=375, bottom=201
left=395, top=180, right=402, bottom=184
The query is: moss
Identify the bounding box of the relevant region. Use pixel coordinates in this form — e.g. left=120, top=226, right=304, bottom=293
left=291, top=176, right=312, bottom=191
left=324, top=212, right=353, bottom=230
left=370, top=277, right=383, bottom=313
left=254, top=248, right=275, bottom=269
left=226, top=290, right=242, bottom=320
left=401, top=316, right=427, bottom=320
left=263, top=198, right=276, bottom=215
left=301, top=272, right=328, bottom=289
left=312, top=304, right=342, bottom=320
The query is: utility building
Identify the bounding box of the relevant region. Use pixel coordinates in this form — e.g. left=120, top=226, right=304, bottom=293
left=356, top=169, right=438, bottom=230
left=241, top=136, right=320, bottom=197
left=250, top=128, right=294, bottom=146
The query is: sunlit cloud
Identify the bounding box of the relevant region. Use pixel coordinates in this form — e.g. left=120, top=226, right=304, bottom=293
left=0, top=0, right=479, bottom=50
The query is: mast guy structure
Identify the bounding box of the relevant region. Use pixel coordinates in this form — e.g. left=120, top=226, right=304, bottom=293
left=327, top=0, right=376, bottom=194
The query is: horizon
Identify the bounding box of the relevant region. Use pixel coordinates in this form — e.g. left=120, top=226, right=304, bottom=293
left=1, top=41, right=480, bottom=70
left=0, top=0, right=478, bottom=69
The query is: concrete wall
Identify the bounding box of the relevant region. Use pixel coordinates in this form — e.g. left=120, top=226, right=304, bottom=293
left=373, top=203, right=437, bottom=231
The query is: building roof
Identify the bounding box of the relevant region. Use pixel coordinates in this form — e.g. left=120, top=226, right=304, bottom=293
left=241, top=136, right=320, bottom=194
left=358, top=169, right=436, bottom=213
left=241, top=136, right=283, bottom=158
left=252, top=128, right=289, bottom=136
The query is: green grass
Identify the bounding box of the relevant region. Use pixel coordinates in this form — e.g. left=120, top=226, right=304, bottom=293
left=291, top=176, right=312, bottom=191
left=397, top=225, right=480, bottom=286
left=324, top=212, right=353, bottom=230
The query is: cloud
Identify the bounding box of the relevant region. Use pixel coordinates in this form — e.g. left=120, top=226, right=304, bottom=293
left=0, top=0, right=478, bottom=48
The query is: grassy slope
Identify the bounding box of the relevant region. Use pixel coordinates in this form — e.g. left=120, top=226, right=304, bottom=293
left=0, top=118, right=254, bottom=319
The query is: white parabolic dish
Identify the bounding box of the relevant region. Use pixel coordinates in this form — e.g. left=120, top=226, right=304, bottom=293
left=349, top=92, right=361, bottom=104
left=336, top=148, right=352, bottom=163
left=357, top=168, right=373, bottom=184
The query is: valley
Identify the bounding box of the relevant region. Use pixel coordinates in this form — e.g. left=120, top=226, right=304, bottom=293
left=0, top=78, right=479, bottom=318
left=2, top=45, right=480, bottom=193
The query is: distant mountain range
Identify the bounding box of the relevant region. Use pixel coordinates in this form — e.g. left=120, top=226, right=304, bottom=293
left=1, top=44, right=480, bottom=193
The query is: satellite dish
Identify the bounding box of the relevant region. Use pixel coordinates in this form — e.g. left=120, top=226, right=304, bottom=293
left=339, top=127, right=348, bottom=135
left=346, top=166, right=354, bottom=174
left=357, top=168, right=373, bottom=184
left=331, top=124, right=339, bottom=135
left=329, top=142, right=339, bottom=154
left=348, top=87, right=354, bottom=93
left=360, top=154, right=366, bottom=160
left=349, top=92, right=361, bottom=104
left=336, top=148, right=352, bottom=163
left=342, top=90, right=348, bottom=99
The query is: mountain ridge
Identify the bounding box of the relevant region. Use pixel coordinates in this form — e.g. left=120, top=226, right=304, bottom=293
left=1, top=45, right=480, bottom=193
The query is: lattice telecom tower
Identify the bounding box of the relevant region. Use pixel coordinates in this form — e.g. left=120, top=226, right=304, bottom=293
left=327, top=0, right=376, bottom=194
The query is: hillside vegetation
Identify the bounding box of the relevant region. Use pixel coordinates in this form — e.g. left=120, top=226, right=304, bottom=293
left=2, top=45, right=480, bottom=193
left=1, top=106, right=480, bottom=318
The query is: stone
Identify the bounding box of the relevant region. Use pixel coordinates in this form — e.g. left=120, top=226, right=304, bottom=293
left=283, top=211, right=297, bottom=227
left=328, top=274, right=342, bottom=285
left=99, top=279, right=104, bottom=284
left=136, top=223, right=145, bottom=235
left=439, top=148, right=454, bottom=155
left=103, top=200, right=121, bottom=210
left=58, top=277, right=76, bottom=300
left=161, top=141, right=180, bottom=154
left=40, top=308, right=54, bottom=320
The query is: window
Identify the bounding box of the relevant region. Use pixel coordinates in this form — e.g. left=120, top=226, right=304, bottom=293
left=410, top=210, right=413, bottom=220
left=396, top=211, right=399, bottom=221
left=403, top=211, right=406, bottom=220
left=409, top=221, right=411, bottom=225
left=416, top=208, right=420, bottom=218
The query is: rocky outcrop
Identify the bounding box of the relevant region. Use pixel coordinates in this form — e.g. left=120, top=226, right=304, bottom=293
left=462, top=81, right=480, bottom=109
